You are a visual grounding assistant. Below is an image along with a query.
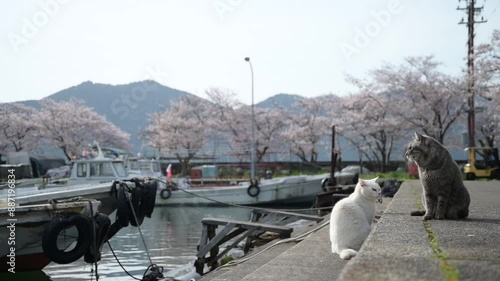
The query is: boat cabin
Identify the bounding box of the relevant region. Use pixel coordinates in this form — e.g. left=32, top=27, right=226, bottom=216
left=126, top=158, right=162, bottom=178
left=67, top=158, right=128, bottom=185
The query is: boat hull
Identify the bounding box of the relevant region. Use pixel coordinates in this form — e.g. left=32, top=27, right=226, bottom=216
left=156, top=174, right=328, bottom=206
left=13, top=182, right=119, bottom=215
left=0, top=200, right=100, bottom=272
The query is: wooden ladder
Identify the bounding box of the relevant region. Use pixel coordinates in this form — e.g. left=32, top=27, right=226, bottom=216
left=195, top=217, right=293, bottom=275
left=194, top=209, right=323, bottom=275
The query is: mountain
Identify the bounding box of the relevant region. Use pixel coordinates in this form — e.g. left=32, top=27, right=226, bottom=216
left=14, top=81, right=367, bottom=161
left=20, top=80, right=196, bottom=153
left=18, top=82, right=308, bottom=154
left=258, top=93, right=303, bottom=109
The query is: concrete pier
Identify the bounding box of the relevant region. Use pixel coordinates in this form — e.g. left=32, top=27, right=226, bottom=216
left=200, top=180, right=500, bottom=281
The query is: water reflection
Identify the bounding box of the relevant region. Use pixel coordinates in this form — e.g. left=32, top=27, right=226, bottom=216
left=42, top=206, right=252, bottom=280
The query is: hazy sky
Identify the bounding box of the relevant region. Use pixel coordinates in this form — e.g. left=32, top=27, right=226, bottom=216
left=1, top=0, right=499, bottom=105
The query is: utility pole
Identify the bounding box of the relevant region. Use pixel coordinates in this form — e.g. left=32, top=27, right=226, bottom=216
left=458, top=0, right=487, bottom=147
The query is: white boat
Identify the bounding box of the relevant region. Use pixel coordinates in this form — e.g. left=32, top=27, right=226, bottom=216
left=64, top=156, right=130, bottom=186
left=0, top=145, right=135, bottom=193
left=156, top=173, right=329, bottom=206
left=126, top=158, right=166, bottom=189
left=12, top=182, right=121, bottom=215
left=126, top=158, right=163, bottom=178
left=0, top=198, right=101, bottom=271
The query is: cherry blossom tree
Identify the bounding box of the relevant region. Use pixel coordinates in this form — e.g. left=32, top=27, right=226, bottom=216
left=337, top=92, right=403, bottom=172
left=143, top=95, right=212, bottom=175
left=204, top=87, right=246, bottom=159
left=352, top=56, right=466, bottom=144
left=475, top=29, right=500, bottom=147
left=254, top=108, right=287, bottom=162
left=0, top=103, right=38, bottom=153
left=280, top=96, right=331, bottom=163
left=36, top=99, right=130, bottom=160
left=205, top=88, right=286, bottom=166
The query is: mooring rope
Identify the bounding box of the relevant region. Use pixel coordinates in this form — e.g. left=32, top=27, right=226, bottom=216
left=106, top=241, right=142, bottom=281
left=87, top=199, right=99, bottom=281
left=123, top=182, right=154, bottom=266
left=107, top=180, right=164, bottom=281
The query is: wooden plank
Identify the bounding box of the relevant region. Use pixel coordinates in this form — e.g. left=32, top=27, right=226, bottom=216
left=215, top=227, right=258, bottom=262
left=197, top=224, right=208, bottom=251
left=244, top=212, right=260, bottom=253
left=197, top=222, right=236, bottom=258
left=251, top=208, right=323, bottom=222
left=202, top=218, right=293, bottom=235
left=326, top=185, right=355, bottom=193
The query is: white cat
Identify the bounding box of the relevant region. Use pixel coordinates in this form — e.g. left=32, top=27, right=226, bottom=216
left=329, top=177, right=381, bottom=260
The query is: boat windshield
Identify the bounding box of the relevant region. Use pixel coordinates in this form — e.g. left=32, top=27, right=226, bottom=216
left=113, top=162, right=127, bottom=177
left=152, top=162, right=160, bottom=172
left=128, top=160, right=139, bottom=171
left=139, top=161, right=152, bottom=172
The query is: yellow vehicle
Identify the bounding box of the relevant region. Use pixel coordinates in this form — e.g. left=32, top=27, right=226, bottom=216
left=463, top=147, right=500, bottom=180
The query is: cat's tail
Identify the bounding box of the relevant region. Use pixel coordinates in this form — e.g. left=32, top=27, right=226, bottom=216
left=410, top=210, right=425, bottom=216
left=339, top=249, right=358, bottom=260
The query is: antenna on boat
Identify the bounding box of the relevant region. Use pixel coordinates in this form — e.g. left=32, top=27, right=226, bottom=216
left=93, top=141, right=106, bottom=159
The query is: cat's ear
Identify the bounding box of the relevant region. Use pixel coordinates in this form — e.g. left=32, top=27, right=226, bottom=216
left=414, top=132, right=423, bottom=141
left=359, top=179, right=366, bottom=187
left=372, top=176, right=379, bottom=182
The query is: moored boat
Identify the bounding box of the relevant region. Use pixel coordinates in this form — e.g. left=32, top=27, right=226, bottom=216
left=12, top=182, right=121, bottom=215
left=126, top=158, right=163, bottom=178
left=0, top=145, right=136, bottom=193
left=156, top=173, right=329, bottom=206
left=0, top=178, right=158, bottom=272
left=0, top=198, right=101, bottom=272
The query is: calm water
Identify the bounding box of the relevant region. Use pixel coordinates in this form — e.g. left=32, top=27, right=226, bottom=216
left=6, top=206, right=254, bottom=281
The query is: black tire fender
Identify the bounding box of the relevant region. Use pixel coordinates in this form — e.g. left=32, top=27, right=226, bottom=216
left=145, top=180, right=158, bottom=218
left=84, top=213, right=111, bottom=263
left=42, top=212, right=93, bottom=264
left=115, top=184, right=130, bottom=227
left=160, top=188, right=171, bottom=199
left=247, top=184, right=260, bottom=197
left=321, top=178, right=328, bottom=192
left=129, top=185, right=146, bottom=227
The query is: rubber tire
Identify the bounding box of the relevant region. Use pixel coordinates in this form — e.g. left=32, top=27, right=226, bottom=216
left=129, top=185, right=146, bottom=227
left=321, top=177, right=337, bottom=192
left=115, top=184, right=130, bottom=227
left=321, top=178, right=328, bottom=192
left=145, top=180, right=158, bottom=218
left=247, top=184, right=260, bottom=197
left=491, top=169, right=500, bottom=180
left=42, top=212, right=93, bottom=264
left=160, top=188, right=171, bottom=199
left=465, top=173, right=476, bottom=181
left=84, top=213, right=111, bottom=263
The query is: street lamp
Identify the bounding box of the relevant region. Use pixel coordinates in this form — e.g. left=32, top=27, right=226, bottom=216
left=244, top=57, right=256, bottom=181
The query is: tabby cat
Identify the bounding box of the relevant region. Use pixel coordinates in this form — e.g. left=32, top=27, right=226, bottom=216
left=405, top=132, right=470, bottom=220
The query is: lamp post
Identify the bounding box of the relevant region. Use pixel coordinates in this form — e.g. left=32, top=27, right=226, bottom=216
left=244, top=57, right=256, bottom=181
